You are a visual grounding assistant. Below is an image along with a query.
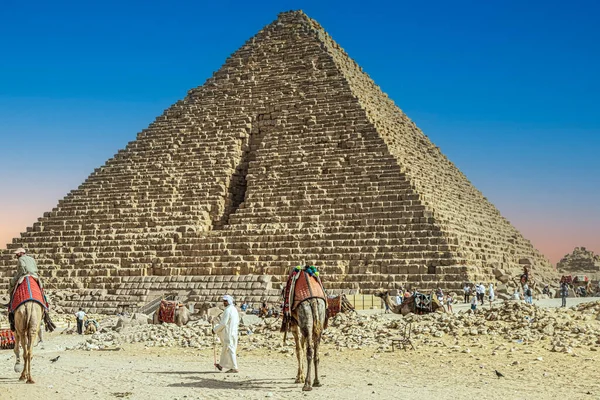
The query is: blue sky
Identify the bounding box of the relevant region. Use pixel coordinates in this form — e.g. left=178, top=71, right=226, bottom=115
left=0, top=0, right=598, bottom=262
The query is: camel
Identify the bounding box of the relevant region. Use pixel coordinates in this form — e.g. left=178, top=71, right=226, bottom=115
left=13, top=301, right=43, bottom=384
left=375, top=290, right=445, bottom=315
left=287, top=297, right=327, bottom=391
left=153, top=302, right=190, bottom=326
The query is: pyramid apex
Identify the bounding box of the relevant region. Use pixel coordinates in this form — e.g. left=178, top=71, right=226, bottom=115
left=277, top=9, right=306, bottom=18
left=274, top=10, right=324, bottom=33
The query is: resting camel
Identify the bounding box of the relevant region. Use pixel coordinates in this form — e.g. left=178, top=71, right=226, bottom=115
left=375, top=290, right=445, bottom=315
left=13, top=301, right=43, bottom=383
left=286, top=297, right=327, bottom=391
left=153, top=302, right=190, bottom=326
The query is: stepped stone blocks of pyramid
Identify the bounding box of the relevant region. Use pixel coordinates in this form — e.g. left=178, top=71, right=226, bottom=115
left=0, top=10, right=555, bottom=312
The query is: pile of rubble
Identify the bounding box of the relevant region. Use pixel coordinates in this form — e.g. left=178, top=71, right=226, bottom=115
left=67, top=301, right=600, bottom=354
left=68, top=314, right=285, bottom=352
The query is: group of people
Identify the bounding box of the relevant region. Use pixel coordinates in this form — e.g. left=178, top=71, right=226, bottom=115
left=513, top=284, right=534, bottom=304
left=463, top=282, right=495, bottom=310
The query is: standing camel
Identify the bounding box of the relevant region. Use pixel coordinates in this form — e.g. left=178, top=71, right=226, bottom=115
left=288, top=297, right=327, bottom=391
left=13, top=301, right=43, bottom=383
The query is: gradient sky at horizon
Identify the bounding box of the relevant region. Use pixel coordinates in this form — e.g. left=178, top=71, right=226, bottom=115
left=0, top=0, right=598, bottom=264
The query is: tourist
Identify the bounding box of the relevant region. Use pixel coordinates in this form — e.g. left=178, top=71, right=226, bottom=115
left=446, top=294, right=454, bottom=313
left=395, top=293, right=403, bottom=306
left=463, top=283, right=471, bottom=304
left=561, top=281, right=569, bottom=307
left=213, top=294, right=240, bottom=373
left=470, top=295, right=477, bottom=311
left=241, top=301, right=248, bottom=312
left=8, top=248, right=42, bottom=295
left=513, top=288, right=521, bottom=301
left=8, top=248, right=43, bottom=331
left=259, top=300, right=268, bottom=318
left=488, top=283, right=495, bottom=307
left=524, top=284, right=533, bottom=304
left=542, top=285, right=550, bottom=296
left=478, top=283, right=486, bottom=305
left=75, top=307, right=86, bottom=335
left=436, top=287, right=444, bottom=304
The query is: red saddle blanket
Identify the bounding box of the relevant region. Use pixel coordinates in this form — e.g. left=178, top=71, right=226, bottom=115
left=292, top=272, right=325, bottom=310
left=9, top=276, right=47, bottom=313
left=282, top=267, right=326, bottom=316
left=158, top=300, right=179, bottom=324
left=326, top=296, right=342, bottom=318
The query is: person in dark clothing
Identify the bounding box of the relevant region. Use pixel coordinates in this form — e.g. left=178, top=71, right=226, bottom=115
left=560, top=282, right=569, bottom=307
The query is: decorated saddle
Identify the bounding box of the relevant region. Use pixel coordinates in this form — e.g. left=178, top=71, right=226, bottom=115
left=413, top=292, right=432, bottom=311
left=327, top=296, right=342, bottom=318
left=560, top=275, right=573, bottom=284
left=9, top=275, right=48, bottom=313
left=280, top=265, right=327, bottom=332
left=158, top=299, right=182, bottom=324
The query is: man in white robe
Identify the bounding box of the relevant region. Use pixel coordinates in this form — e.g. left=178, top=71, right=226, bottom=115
left=212, top=294, right=239, bottom=373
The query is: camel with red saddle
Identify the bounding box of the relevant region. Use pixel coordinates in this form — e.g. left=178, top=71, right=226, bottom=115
left=281, top=265, right=327, bottom=391
left=10, top=276, right=45, bottom=384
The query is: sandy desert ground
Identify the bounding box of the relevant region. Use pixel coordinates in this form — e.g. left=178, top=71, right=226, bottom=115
left=2, top=298, right=600, bottom=400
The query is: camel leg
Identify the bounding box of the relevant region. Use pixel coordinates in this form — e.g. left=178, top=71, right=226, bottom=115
left=13, top=330, right=23, bottom=374
left=312, top=333, right=322, bottom=387
left=19, top=331, right=27, bottom=381
left=15, top=309, right=28, bottom=381
left=303, top=332, right=314, bottom=391
left=291, top=326, right=305, bottom=383
left=26, top=319, right=37, bottom=384
left=300, top=307, right=314, bottom=392
left=36, top=325, right=43, bottom=346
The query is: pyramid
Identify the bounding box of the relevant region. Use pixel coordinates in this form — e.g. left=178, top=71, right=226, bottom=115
left=0, top=11, right=554, bottom=312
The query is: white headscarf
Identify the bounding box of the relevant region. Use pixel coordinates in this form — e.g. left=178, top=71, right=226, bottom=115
left=223, top=295, right=234, bottom=306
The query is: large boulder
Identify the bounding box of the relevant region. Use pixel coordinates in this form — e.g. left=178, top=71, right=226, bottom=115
left=496, top=284, right=509, bottom=294
left=493, top=268, right=506, bottom=279
left=497, top=293, right=511, bottom=301
left=241, top=314, right=263, bottom=327
left=114, top=313, right=150, bottom=332
left=207, top=307, right=223, bottom=322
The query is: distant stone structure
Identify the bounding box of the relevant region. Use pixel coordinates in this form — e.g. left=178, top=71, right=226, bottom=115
left=557, top=247, right=600, bottom=273
left=0, top=11, right=554, bottom=312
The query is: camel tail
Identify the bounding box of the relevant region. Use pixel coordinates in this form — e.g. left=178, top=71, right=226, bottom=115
left=312, top=299, right=323, bottom=337
left=27, top=303, right=36, bottom=346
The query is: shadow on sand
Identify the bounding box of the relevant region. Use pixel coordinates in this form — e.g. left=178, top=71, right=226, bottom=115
left=149, top=370, right=298, bottom=391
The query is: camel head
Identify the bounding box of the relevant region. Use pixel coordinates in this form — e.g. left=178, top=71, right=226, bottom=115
left=374, top=290, right=389, bottom=299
